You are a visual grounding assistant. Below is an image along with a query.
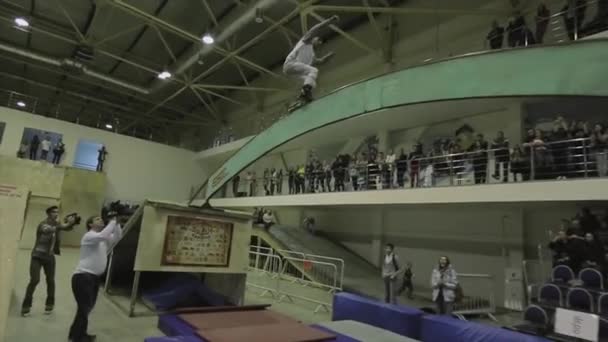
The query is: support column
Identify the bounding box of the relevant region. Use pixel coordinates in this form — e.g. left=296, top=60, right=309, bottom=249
left=377, top=130, right=389, bottom=153
left=370, top=207, right=385, bottom=267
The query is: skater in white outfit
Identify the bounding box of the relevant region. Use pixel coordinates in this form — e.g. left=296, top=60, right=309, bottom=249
left=283, top=15, right=339, bottom=104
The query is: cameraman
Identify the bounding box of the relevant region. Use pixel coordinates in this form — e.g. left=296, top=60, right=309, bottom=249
left=69, top=213, right=122, bottom=342
left=22, top=206, right=78, bottom=316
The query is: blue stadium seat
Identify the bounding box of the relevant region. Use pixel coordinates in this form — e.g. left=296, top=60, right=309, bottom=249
left=579, top=268, right=604, bottom=290
left=539, top=284, right=563, bottom=308
left=567, top=287, right=594, bottom=312
left=552, top=265, right=575, bottom=284
left=512, top=305, right=551, bottom=336
left=598, top=293, right=608, bottom=316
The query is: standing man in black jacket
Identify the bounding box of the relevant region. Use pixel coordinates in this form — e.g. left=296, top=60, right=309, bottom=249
left=22, top=206, right=77, bottom=316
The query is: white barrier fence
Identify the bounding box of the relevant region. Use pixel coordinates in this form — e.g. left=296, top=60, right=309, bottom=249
left=247, top=246, right=343, bottom=313
left=452, top=273, right=497, bottom=321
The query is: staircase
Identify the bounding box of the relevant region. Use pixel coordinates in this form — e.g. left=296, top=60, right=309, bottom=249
left=264, top=225, right=386, bottom=299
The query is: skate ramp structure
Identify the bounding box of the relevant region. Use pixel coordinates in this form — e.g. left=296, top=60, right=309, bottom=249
left=104, top=200, right=252, bottom=316
left=258, top=224, right=385, bottom=300
left=0, top=185, right=28, bottom=342
left=189, top=39, right=608, bottom=206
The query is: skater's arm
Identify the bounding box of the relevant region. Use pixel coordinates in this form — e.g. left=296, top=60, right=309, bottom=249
left=315, top=51, right=334, bottom=65
left=302, top=15, right=339, bottom=43
left=110, top=223, right=123, bottom=245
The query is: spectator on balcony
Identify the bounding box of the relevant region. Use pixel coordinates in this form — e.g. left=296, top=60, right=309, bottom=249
left=288, top=167, right=295, bottom=194
left=357, top=154, right=368, bottom=190
left=333, top=155, right=346, bottom=192
left=551, top=117, right=571, bottom=179
left=270, top=168, right=278, bottom=195
left=562, top=0, right=588, bottom=40
left=277, top=169, right=284, bottom=194
left=491, top=131, right=510, bottom=182
left=583, top=232, right=605, bottom=270
left=305, top=162, right=314, bottom=193
left=40, top=135, right=52, bottom=161
left=376, top=152, right=386, bottom=189
left=486, top=20, right=505, bottom=49
left=396, top=148, right=408, bottom=188
left=535, top=3, right=551, bottom=43
left=296, top=165, right=306, bottom=194
left=232, top=174, right=240, bottom=197
left=29, top=135, right=40, bottom=160
left=409, top=143, right=423, bottom=188
left=386, top=149, right=396, bottom=187
left=263, top=169, right=270, bottom=195
left=324, top=160, right=332, bottom=192
left=367, top=153, right=380, bottom=190
left=315, top=161, right=325, bottom=192
left=349, top=159, right=359, bottom=191
left=510, top=145, right=530, bottom=181
left=246, top=172, right=255, bottom=196
left=431, top=256, right=458, bottom=315
left=17, top=141, right=28, bottom=159
left=570, top=121, right=590, bottom=178
left=51, top=139, right=65, bottom=165
left=591, top=123, right=608, bottom=177
left=525, top=129, right=550, bottom=179
left=469, top=134, right=489, bottom=184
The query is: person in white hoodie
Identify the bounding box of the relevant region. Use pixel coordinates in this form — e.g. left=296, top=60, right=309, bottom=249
left=68, top=216, right=122, bottom=342
left=431, top=256, right=458, bottom=315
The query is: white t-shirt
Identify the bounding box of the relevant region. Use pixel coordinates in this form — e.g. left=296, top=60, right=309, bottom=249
left=284, top=39, right=315, bottom=66
left=74, top=221, right=122, bottom=276
left=40, top=139, right=51, bottom=151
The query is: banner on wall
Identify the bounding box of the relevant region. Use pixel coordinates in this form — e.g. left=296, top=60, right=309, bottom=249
left=161, top=215, right=233, bottom=267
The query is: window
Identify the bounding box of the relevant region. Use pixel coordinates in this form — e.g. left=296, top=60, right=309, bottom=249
left=73, top=139, right=103, bottom=171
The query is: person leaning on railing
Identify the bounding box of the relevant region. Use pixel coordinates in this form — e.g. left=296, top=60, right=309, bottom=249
left=590, top=123, right=608, bottom=177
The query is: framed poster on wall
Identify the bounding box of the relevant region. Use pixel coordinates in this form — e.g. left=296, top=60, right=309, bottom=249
left=162, top=215, right=233, bottom=267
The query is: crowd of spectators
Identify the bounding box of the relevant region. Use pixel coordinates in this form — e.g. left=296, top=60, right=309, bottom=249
left=485, top=0, right=608, bottom=50
left=229, top=115, right=607, bottom=197
left=548, top=207, right=608, bottom=277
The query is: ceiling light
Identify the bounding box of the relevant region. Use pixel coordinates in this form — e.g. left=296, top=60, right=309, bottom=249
left=105, top=123, right=113, bottom=129
left=157, top=71, right=172, bottom=80
left=16, top=101, right=26, bottom=107
left=202, top=34, right=214, bottom=45
left=14, top=17, right=29, bottom=28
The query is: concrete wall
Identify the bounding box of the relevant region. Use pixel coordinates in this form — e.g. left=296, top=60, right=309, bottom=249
left=0, top=106, right=202, bottom=202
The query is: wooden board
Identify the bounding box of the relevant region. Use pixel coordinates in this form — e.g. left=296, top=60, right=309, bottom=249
left=0, top=185, right=28, bottom=342
left=162, top=215, right=233, bottom=267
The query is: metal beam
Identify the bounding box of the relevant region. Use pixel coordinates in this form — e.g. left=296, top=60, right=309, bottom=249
left=307, top=4, right=510, bottom=16
left=308, top=11, right=375, bottom=54
left=193, top=84, right=286, bottom=92
left=109, top=0, right=289, bottom=82
left=200, top=0, right=219, bottom=27
left=362, top=0, right=386, bottom=52
left=94, top=24, right=144, bottom=45
left=120, top=7, right=301, bottom=131
left=153, top=25, right=177, bottom=62
left=191, top=85, right=247, bottom=107
left=54, top=0, right=86, bottom=41
left=189, top=86, right=221, bottom=122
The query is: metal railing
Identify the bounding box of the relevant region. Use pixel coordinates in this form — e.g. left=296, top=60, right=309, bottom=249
left=452, top=273, right=497, bottom=321
left=247, top=247, right=343, bottom=313
left=223, top=136, right=608, bottom=198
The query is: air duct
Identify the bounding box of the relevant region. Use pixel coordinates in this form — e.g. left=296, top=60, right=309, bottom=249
left=147, top=0, right=283, bottom=93
left=0, top=41, right=149, bottom=95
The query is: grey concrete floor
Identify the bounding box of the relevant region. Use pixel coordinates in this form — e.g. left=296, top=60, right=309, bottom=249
left=3, top=249, right=335, bottom=342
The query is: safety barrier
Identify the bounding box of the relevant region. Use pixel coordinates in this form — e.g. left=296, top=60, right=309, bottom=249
left=247, top=250, right=282, bottom=299
left=246, top=248, right=340, bottom=313
left=452, top=273, right=497, bottom=321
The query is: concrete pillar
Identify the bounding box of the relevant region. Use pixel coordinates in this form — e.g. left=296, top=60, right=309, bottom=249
left=377, top=130, right=389, bottom=153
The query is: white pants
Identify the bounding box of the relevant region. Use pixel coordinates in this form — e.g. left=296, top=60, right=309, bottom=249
left=283, top=62, right=318, bottom=88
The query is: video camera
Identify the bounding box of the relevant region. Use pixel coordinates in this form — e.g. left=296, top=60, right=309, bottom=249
left=101, top=200, right=139, bottom=224
left=64, top=212, right=82, bottom=225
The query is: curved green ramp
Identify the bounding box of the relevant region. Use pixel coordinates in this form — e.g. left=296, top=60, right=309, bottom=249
left=197, top=40, right=608, bottom=204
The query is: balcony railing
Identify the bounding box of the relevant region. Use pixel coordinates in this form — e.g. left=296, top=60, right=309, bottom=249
left=219, top=137, right=608, bottom=198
